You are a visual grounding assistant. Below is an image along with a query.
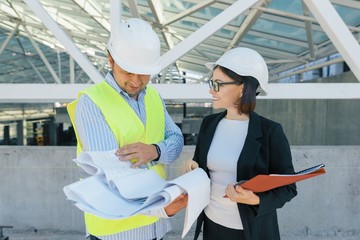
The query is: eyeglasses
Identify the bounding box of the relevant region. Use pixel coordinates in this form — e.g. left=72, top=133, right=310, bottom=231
left=208, top=79, right=242, bottom=92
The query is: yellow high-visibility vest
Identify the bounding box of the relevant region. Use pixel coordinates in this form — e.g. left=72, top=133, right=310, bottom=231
left=67, top=81, right=166, bottom=236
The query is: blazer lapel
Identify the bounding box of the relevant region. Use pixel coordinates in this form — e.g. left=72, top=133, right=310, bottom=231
left=237, top=111, right=263, bottom=179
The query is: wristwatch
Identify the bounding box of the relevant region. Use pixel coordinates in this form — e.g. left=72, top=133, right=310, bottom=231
left=152, top=144, right=161, bottom=162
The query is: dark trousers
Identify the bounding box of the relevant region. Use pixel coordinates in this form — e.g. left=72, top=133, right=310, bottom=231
left=203, top=214, right=245, bottom=240
left=89, top=235, right=162, bottom=240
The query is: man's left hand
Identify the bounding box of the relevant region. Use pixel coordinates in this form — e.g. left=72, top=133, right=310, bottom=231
left=115, top=142, right=158, bottom=168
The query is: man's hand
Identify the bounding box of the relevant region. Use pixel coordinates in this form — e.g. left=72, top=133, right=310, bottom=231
left=164, top=193, right=188, bottom=216
left=225, top=184, right=260, bottom=205
left=115, top=142, right=158, bottom=168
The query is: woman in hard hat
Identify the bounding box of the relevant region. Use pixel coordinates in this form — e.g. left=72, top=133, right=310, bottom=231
left=186, top=47, right=297, bottom=240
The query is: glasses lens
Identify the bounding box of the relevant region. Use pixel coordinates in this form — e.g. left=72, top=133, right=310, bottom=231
left=213, top=81, right=219, bottom=92
left=208, top=79, right=220, bottom=92
left=208, top=79, right=213, bottom=89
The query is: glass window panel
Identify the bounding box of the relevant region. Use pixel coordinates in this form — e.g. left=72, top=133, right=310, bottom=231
left=179, top=19, right=202, bottom=29
left=229, top=15, right=246, bottom=26
left=160, top=0, right=194, bottom=12
left=242, top=35, right=306, bottom=53
left=252, top=19, right=328, bottom=44
left=195, top=6, right=222, bottom=20
left=215, top=28, right=235, bottom=39
left=268, top=0, right=303, bottom=15
left=333, top=5, right=360, bottom=26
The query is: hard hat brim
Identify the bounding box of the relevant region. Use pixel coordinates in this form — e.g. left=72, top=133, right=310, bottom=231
left=108, top=42, right=162, bottom=75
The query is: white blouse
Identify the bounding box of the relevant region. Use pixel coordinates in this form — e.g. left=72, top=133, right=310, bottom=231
left=204, top=118, right=249, bottom=230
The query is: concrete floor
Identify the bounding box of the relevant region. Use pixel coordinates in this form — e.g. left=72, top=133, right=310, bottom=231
left=4, top=231, right=360, bottom=240
left=3, top=196, right=360, bottom=240
left=4, top=225, right=360, bottom=240
left=3, top=210, right=360, bottom=240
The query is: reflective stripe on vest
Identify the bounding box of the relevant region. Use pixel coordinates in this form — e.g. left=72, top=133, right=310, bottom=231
left=67, top=81, right=166, bottom=236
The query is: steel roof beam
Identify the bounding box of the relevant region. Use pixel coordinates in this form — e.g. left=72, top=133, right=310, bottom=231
left=0, top=22, right=19, bottom=55
left=23, top=24, right=62, bottom=84
left=158, top=0, right=260, bottom=72
left=147, top=0, right=179, bottom=73
left=270, top=57, right=344, bottom=82
left=247, top=30, right=309, bottom=48
left=227, top=0, right=269, bottom=50
left=127, top=0, right=140, bottom=18
left=23, top=0, right=103, bottom=83
left=110, top=0, right=122, bottom=33
left=0, top=83, right=360, bottom=102
left=259, top=7, right=360, bottom=33
left=269, top=39, right=341, bottom=75
left=304, top=0, right=360, bottom=81
left=163, top=0, right=216, bottom=26
left=330, top=0, right=360, bottom=9
left=72, top=0, right=111, bottom=32
left=27, top=60, right=48, bottom=84
left=147, top=0, right=173, bottom=49
left=302, top=2, right=315, bottom=60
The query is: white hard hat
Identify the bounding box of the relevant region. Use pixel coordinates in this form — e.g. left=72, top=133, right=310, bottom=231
left=205, top=47, right=268, bottom=96
left=107, top=18, right=161, bottom=75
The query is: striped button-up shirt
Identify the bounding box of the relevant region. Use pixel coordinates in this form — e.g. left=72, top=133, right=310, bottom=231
left=75, top=72, right=184, bottom=240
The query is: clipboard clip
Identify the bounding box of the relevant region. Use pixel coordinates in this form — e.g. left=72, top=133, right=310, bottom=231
left=234, top=180, right=247, bottom=187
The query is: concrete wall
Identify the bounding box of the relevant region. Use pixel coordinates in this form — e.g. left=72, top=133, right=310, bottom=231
left=255, top=99, right=360, bottom=145
left=0, top=146, right=359, bottom=237
left=0, top=146, right=84, bottom=232
left=168, top=99, right=360, bottom=146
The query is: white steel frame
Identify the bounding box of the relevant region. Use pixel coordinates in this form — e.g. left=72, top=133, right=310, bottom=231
left=0, top=0, right=359, bottom=102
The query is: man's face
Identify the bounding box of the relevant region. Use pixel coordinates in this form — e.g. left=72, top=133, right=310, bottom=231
left=108, top=55, right=151, bottom=99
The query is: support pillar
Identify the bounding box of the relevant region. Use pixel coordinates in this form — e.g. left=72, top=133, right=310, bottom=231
left=16, top=120, right=24, bottom=145
left=3, top=125, right=10, bottom=145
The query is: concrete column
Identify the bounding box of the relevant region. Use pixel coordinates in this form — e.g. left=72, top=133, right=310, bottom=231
left=16, top=120, right=24, bottom=145
left=3, top=125, right=10, bottom=145
left=49, top=118, right=57, bottom=146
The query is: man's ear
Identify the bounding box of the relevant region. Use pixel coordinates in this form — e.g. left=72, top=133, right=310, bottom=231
left=108, top=53, right=114, bottom=68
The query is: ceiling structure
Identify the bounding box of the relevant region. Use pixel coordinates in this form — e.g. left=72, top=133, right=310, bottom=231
left=0, top=0, right=360, bottom=122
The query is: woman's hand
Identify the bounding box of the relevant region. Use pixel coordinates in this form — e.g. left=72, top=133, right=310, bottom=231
left=181, top=159, right=199, bottom=174
left=225, top=184, right=260, bottom=205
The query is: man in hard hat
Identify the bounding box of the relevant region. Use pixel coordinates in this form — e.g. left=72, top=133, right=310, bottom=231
left=67, top=18, right=186, bottom=240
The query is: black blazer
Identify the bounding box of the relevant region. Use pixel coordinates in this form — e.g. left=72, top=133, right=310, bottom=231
left=193, top=111, right=297, bottom=240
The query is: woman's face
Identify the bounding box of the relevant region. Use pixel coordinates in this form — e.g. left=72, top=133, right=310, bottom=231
left=209, top=68, right=243, bottom=110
